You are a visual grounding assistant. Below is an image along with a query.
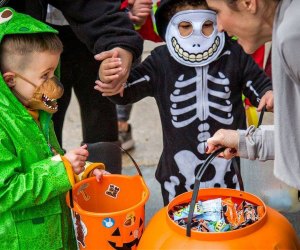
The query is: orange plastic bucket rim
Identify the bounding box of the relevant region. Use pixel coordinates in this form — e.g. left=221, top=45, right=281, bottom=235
left=66, top=174, right=150, bottom=217
left=166, top=188, right=267, bottom=240
left=67, top=145, right=150, bottom=216
left=65, top=148, right=150, bottom=250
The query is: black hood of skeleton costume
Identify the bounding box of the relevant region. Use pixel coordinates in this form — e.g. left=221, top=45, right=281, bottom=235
left=155, top=0, right=176, bottom=41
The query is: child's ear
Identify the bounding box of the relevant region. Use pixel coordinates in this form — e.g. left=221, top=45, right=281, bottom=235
left=3, top=72, right=16, bottom=87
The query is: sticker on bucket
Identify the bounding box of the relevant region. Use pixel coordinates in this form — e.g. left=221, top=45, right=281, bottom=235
left=105, top=184, right=120, bottom=199
left=72, top=211, right=87, bottom=248
left=124, top=212, right=136, bottom=227
left=102, top=217, right=115, bottom=228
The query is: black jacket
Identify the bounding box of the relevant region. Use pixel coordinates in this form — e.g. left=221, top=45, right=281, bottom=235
left=6, top=0, right=143, bottom=60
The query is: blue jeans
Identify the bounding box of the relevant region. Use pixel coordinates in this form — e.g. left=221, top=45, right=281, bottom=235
left=117, top=104, right=132, bottom=121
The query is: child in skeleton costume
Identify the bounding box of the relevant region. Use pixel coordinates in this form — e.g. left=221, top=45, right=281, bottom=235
left=0, top=8, right=108, bottom=249
left=97, top=0, right=273, bottom=205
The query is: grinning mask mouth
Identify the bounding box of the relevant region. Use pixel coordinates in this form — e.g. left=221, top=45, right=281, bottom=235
left=166, top=9, right=225, bottom=67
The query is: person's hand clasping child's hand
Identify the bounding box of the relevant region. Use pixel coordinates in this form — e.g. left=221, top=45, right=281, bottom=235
left=95, top=49, right=123, bottom=96
left=95, top=48, right=132, bottom=97
left=92, top=168, right=110, bottom=182
left=64, top=144, right=89, bottom=175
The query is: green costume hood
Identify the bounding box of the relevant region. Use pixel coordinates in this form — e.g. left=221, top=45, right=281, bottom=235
left=0, top=7, right=62, bottom=152
left=0, top=7, right=57, bottom=40
left=0, top=8, right=76, bottom=249
left=0, top=7, right=58, bottom=117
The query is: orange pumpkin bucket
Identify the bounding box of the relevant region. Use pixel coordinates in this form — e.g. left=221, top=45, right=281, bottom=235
left=138, top=148, right=300, bottom=249
left=66, top=153, right=150, bottom=250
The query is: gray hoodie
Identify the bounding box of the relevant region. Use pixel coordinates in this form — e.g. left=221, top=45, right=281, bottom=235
left=238, top=0, right=300, bottom=190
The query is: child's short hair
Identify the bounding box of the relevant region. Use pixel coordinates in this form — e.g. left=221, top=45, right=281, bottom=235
left=155, top=0, right=208, bottom=40
left=0, top=33, right=63, bottom=72
left=164, top=0, right=208, bottom=20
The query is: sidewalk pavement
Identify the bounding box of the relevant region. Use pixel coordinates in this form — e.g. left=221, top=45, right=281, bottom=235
left=62, top=41, right=299, bottom=235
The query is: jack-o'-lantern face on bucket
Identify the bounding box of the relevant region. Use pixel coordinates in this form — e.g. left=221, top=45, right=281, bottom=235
left=107, top=218, right=144, bottom=249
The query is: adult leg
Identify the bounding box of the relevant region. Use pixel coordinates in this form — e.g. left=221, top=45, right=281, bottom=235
left=51, top=25, right=74, bottom=147
left=72, top=33, right=121, bottom=173
left=53, top=25, right=121, bottom=173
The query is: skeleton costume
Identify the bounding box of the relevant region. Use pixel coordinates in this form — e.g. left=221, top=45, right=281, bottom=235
left=107, top=5, right=272, bottom=205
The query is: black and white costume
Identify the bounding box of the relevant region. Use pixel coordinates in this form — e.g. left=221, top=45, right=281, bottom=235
left=108, top=9, right=272, bottom=205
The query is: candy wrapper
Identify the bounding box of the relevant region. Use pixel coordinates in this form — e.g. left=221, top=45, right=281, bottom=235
left=170, top=197, right=264, bottom=232
left=173, top=202, right=203, bottom=221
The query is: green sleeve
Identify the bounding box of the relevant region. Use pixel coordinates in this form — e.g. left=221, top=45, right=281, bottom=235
left=0, top=130, right=71, bottom=213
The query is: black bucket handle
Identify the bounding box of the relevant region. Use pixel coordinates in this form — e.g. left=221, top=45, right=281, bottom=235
left=118, top=145, right=143, bottom=177
left=186, top=147, right=245, bottom=237
left=257, top=106, right=266, bottom=128
left=69, top=144, right=143, bottom=209
left=185, top=106, right=268, bottom=236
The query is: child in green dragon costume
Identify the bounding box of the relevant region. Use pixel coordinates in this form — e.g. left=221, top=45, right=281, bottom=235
left=0, top=7, right=108, bottom=249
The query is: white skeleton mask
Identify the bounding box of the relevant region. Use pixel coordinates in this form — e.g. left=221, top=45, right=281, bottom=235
left=166, top=9, right=225, bottom=67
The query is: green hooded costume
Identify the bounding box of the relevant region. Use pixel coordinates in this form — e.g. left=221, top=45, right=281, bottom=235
left=0, top=8, right=76, bottom=249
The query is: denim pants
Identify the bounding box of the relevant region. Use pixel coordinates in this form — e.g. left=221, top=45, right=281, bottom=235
left=116, top=104, right=132, bottom=121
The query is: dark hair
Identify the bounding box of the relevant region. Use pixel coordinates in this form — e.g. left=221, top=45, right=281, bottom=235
left=164, top=0, right=208, bottom=20
left=155, top=0, right=207, bottom=40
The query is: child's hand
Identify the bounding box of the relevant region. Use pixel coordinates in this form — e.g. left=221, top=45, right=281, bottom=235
left=93, top=168, right=110, bottom=182
left=95, top=49, right=125, bottom=96
left=64, top=144, right=89, bottom=175
left=95, top=48, right=132, bottom=97
left=257, top=90, right=273, bottom=112
left=99, top=56, right=122, bottom=83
